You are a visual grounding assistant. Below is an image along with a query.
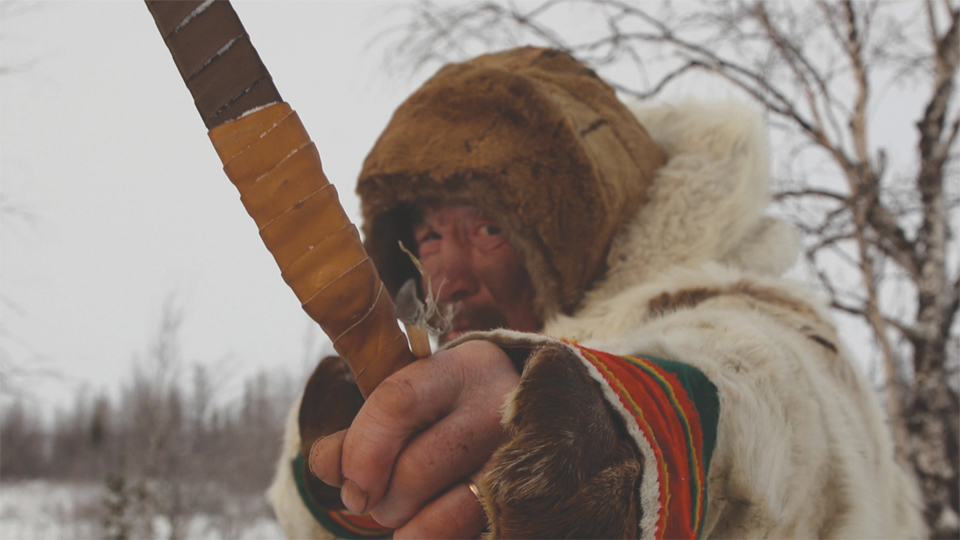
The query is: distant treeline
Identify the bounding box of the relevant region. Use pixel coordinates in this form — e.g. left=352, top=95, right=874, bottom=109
left=0, top=302, right=322, bottom=538
left=0, top=365, right=299, bottom=492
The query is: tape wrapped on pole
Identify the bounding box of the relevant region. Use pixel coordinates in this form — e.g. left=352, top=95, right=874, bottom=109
left=143, top=0, right=415, bottom=398
left=207, top=105, right=416, bottom=397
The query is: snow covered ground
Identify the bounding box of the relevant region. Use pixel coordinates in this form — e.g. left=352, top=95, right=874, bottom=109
left=0, top=480, right=285, bottom=540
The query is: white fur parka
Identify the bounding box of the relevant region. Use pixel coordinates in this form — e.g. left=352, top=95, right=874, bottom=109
left=267, top=101, right=926, bottom=539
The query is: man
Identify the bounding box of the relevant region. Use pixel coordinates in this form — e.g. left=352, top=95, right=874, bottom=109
left=268, top=47, right=925, bottom=538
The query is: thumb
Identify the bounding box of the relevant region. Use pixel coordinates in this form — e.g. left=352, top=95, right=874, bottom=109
left=309, top=429, right=348, bottom=488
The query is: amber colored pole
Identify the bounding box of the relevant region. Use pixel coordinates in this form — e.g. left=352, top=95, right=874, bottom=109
left=144, top=0, right=414, bottom=397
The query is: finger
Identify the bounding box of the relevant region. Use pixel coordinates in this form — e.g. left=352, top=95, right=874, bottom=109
left=393, top=479, right=487, bottom=540
left=308, top=429, right=347, bottom=487
left=369, top=366, right=514, bottom=526
left=340, top=350, right=467, bottom=513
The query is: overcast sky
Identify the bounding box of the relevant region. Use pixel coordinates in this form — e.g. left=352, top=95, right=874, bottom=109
left=1, top=0, right=935, bottom=421
left=1, top=0, right=436, bottom=416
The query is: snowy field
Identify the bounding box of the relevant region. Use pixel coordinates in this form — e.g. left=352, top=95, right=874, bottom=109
left=0, top=481, right=285, bottom=540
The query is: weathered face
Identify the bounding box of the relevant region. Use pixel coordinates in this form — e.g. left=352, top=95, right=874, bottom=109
left=413, top=204, right=540, bottom=343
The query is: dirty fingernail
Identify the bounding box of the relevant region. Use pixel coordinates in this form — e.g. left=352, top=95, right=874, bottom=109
left=341, top=479, right=368, bottom=514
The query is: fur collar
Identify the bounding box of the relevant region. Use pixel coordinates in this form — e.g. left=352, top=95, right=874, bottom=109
left=574, top=100, right=798, bottom=311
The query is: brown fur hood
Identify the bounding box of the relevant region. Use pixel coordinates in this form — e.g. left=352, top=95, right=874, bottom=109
left=356, top=47, right=798, bottom=324
left=357, top=47, right=665, bottom=319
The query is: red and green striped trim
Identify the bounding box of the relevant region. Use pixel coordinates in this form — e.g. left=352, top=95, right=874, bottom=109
left=291, top=453, right=393, bottom=539
left=572, top=344, right=719, bottom=539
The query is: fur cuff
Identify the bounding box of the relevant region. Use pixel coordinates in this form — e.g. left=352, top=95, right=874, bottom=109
left=572, top=344, right=719, bottom=539
left=464, top=331, right=719, bottom=539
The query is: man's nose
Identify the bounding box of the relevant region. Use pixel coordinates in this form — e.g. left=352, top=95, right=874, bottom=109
left=429, top=239, right=479, bottom=303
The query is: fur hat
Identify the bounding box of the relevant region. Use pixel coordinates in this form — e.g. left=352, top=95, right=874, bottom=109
left=357, top=47, right=665, bottom=318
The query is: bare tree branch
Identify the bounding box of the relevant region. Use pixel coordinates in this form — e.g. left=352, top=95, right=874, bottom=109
left=773, top=188, right=848, bottom=202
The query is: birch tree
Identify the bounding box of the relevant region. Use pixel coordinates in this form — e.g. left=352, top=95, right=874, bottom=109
left=388, top=0, right=959, bottom=536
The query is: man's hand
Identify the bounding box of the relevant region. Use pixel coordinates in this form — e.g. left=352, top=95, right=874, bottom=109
left=308, top=339, right=520, bottom=539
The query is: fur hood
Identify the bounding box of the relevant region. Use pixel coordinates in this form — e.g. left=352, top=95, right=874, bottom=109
left=357, top=47, right=665, bottom=320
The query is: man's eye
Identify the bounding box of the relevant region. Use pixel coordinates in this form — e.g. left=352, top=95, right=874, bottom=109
left=417, top=231, right=441, bottom=244
left=477, top=224, right=502, bottom=236
left=472, top=223, right=505, bottom=251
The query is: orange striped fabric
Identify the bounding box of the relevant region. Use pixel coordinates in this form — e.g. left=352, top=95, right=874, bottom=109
left=573, top=344, right=719, bottom=539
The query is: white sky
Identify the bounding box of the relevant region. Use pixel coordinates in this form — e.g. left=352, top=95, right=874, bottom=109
left=1, top=0, right=432, bottom=416
left=0, top=0, right=940, bottom=420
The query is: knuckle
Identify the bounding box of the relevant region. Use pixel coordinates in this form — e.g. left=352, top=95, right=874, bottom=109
left=466, top=339, right=513, bottom=375
left=457, top=338, right=496, bottom=360
left=447, top=340, right=494, bottom=377
left=372, top=375, right=421, bottom=420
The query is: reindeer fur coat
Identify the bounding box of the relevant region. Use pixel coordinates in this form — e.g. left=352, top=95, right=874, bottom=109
left=267, top=100, right=926, bottom=539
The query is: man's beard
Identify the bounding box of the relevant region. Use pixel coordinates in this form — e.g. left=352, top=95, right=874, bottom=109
left=438, top=302, right=511, bottom=345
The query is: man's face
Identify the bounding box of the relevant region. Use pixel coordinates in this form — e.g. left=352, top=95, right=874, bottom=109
left=413, top=205, right=540, bottom=343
